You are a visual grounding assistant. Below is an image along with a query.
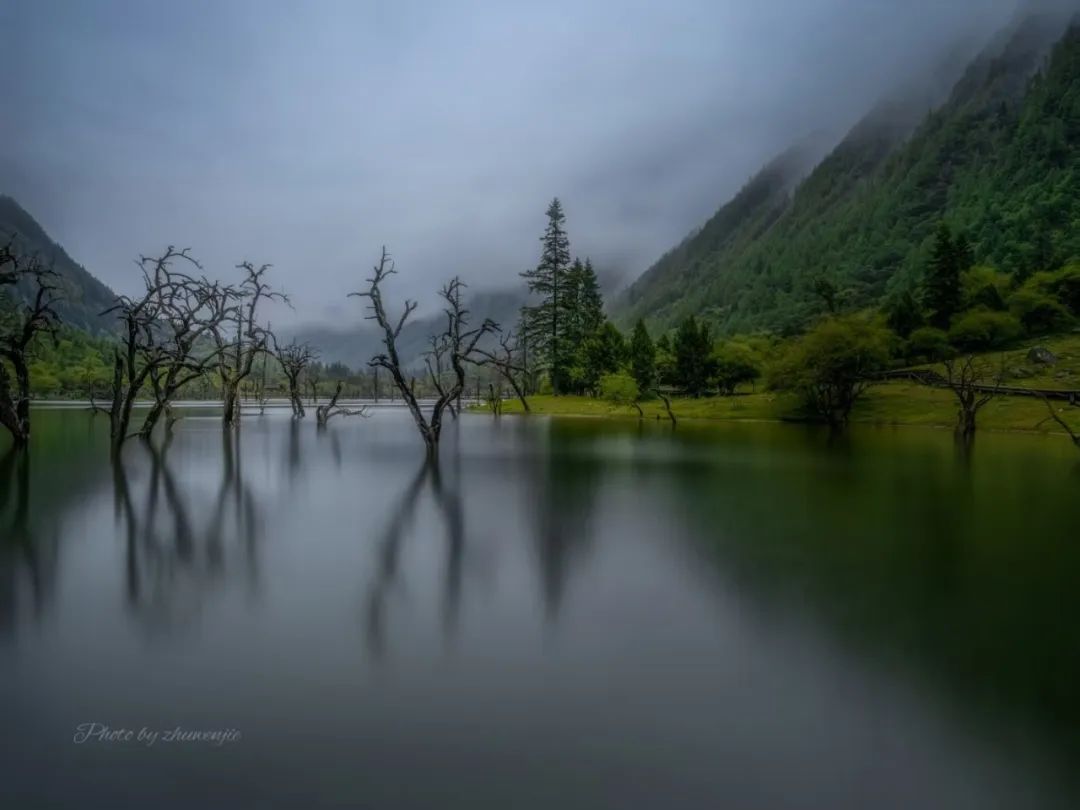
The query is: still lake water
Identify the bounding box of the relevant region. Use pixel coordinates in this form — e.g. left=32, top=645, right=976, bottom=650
left=1, top=405, right=1079, bottom=808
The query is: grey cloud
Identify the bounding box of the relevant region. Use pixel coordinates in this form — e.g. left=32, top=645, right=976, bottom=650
left=4, top=0, right=1023, bottom=325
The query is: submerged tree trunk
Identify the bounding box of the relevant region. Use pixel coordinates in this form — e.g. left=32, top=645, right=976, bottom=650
left=0, top=363, right=29, bottom=447
left=222, top=382, right=241, bottom=427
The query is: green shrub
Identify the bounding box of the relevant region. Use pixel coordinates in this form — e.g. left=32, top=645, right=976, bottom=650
left=961, top=266, right=1012, bottom=311
left=906, top=327, right=953, bottom=361
left=599, top=372, right=640, bottom=410
left=768, top=316, right=892, bottom=427
left=1026, top=264, right=1080, bottom=316
left=712, top=342, right=761, bottom=394
left=1008, top=288, right=1073, bottom=334
left=947, top=309, right=1022, bottom=351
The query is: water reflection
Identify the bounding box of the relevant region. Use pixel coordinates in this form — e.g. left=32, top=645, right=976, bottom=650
left=0, top=449, right=47, bottom=628
left=2, top=409, right=1079, bottom=808
left=112, top=430, right=262, bottom=634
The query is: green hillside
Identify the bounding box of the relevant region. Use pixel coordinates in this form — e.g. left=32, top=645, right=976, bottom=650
left=0, top=195, right=117, bottom=333
left=615, top=11, right=1080, bottom=337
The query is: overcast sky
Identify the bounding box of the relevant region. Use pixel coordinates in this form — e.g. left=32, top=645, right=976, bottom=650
left=4, top=0, right=1023, bottom=325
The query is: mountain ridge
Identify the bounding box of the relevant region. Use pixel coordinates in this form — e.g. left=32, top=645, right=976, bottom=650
left=613, top=7, right=1080, bottom=336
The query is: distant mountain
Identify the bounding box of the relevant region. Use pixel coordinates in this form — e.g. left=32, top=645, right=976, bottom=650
left=614, top=133, right=833, bottom=329
left=288, top=286, right=526, bottom=371
left=612, top=6, right=1080, bottom=336
left=0, top=195, right=117, bottom=333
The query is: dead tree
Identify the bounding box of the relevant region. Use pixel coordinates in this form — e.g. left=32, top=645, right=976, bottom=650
left=439, top=277, right=497, bottom=419
left=306, top=362, right=322, bottom=405
left=943, top=355, right=1003, bottom=440
left=424, top=334, right=453, bottom=415
left=653, top=388, right=677, bottom=426
left=0, top=249, right=61, bottom=446
left=315, top=380, right=369, bottom=427
left=485, top=383, right=503, bottom=416
left=138, top=255, right=229, bottom=439
left=212, top=261, right=285, bottom=427
left=474, top=328, right=530, bottom=412
left=349, top=247, right=493, bottom=458
left=272, top=336, right=317, bottom=418
left=1038, top=397, right=1080, bottom=449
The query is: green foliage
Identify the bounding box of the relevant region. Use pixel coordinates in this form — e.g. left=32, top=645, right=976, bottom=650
left=566, top=258, right=604, bottom=340
left=673, top=315, right=716, bottom=397
left=19, top=326, right=113, bottom=398
left=614, top=23, right=1080, bottom=336
left=922, top=223, right=967, bottom=329
left=572, top=321, right=625, bottom=395
left=947, top=309, right=1023, bottom=351
left=599, top=371, right=640, bottom=409
left=769, top=316, right=892, bottom=427
left=884, top=288, right=924, bottom=339
left=962, top=266, right=1012, bottom=311
left=628, top=320, right=656, bottom=392
left=712, top=342, right=761, bottom=394
left=1026, top=263, right=1080, bottom=315
left=1008, top=287, right=1073, bottom=334
left=655, top=333, right=676, bottom=385
left=520, top=198, right=574, bottom=392
left=905, top=327, right=953, bottom=362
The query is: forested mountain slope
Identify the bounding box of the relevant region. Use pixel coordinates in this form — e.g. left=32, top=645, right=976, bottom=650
left=0, top=195, right=117, bottom=333
left=615, top=9, right=1080, bottom=336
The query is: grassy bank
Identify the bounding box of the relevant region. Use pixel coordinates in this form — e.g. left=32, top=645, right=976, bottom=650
left=489, top=334, right=1080, bottom=435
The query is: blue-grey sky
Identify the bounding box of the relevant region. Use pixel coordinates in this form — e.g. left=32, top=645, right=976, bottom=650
left=4, top=0, right=1022, bottom=324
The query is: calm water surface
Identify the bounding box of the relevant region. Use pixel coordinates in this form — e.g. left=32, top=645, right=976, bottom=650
left=2, top=406, right=1079, bottom=808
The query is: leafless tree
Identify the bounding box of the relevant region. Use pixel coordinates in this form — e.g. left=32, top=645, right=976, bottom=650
left=0, top=246, right=62, bottom=446
left=212, top=261, right=285, bottom=427
left=96, top=247, right=218, bottom=454
left=424, top=333, right=453, bottom=415
left=485, top=382, right=503, bottom=416
left=306, top=362, right=322, bottom=405
left=474, top=328, right=530, bottom=412
left=272, top=336, right=317, bottom=418
left=943, top=355, right=1004, bottom=440
left=653, top=388, right=677, bottom=426
left=349, top=247, right=494, bottom=458
left=315, top=380, right=369, bottom=427
left=137, top=254, right=231, bottom=439
left=1038, top=397, right=1080, bottom=450
left=439, top=277, right=497, bottom=418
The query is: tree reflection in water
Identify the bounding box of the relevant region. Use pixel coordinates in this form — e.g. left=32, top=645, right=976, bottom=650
left=112, top=430, right=261, bottom=635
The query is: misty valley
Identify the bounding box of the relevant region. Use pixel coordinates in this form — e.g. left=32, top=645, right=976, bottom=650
left=4, top=0, right=1080, bottom=808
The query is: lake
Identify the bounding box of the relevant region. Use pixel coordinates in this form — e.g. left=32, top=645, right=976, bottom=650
left=2, top=406, right=1079, bottom=808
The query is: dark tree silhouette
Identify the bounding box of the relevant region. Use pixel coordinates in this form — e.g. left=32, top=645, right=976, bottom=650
left=212, top=261, right=285, bottom=427
left=475, top=328, right=530, bottom=412
left=350, top=247, right=493, bottom=458
left=315, top=381, right=368, bottom=427
left=272, top=337, right=318, bottom=418
left=0, top=244, right=61, bottom=446
left=943, top=355, right=1003, bottom=440
left=520, top=198, right=573, bottom=393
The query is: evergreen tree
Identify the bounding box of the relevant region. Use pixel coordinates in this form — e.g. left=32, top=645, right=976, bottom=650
left=885, top=288, right=924, bottom=338
left=578, top=258, right=604, bottom=335
left=655, top=333, right=675, bottom=385
left=521, top=198, right=573, bottom=393
left=564, top=258, right=587, bottom=348
left=673, top=315, right=715, bottom=397
left=628, top=319, right=655, bottom=391
left=922, top=223, right=964, bottom=330
left=576, top=321, right=625, bottom=395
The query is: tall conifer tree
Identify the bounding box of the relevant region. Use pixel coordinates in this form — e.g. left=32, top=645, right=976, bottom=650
left=521, top=198, right=572, bottom=392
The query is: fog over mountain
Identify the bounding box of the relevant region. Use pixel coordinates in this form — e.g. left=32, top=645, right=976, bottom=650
left=3, top=1, right=1031, bottom=328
